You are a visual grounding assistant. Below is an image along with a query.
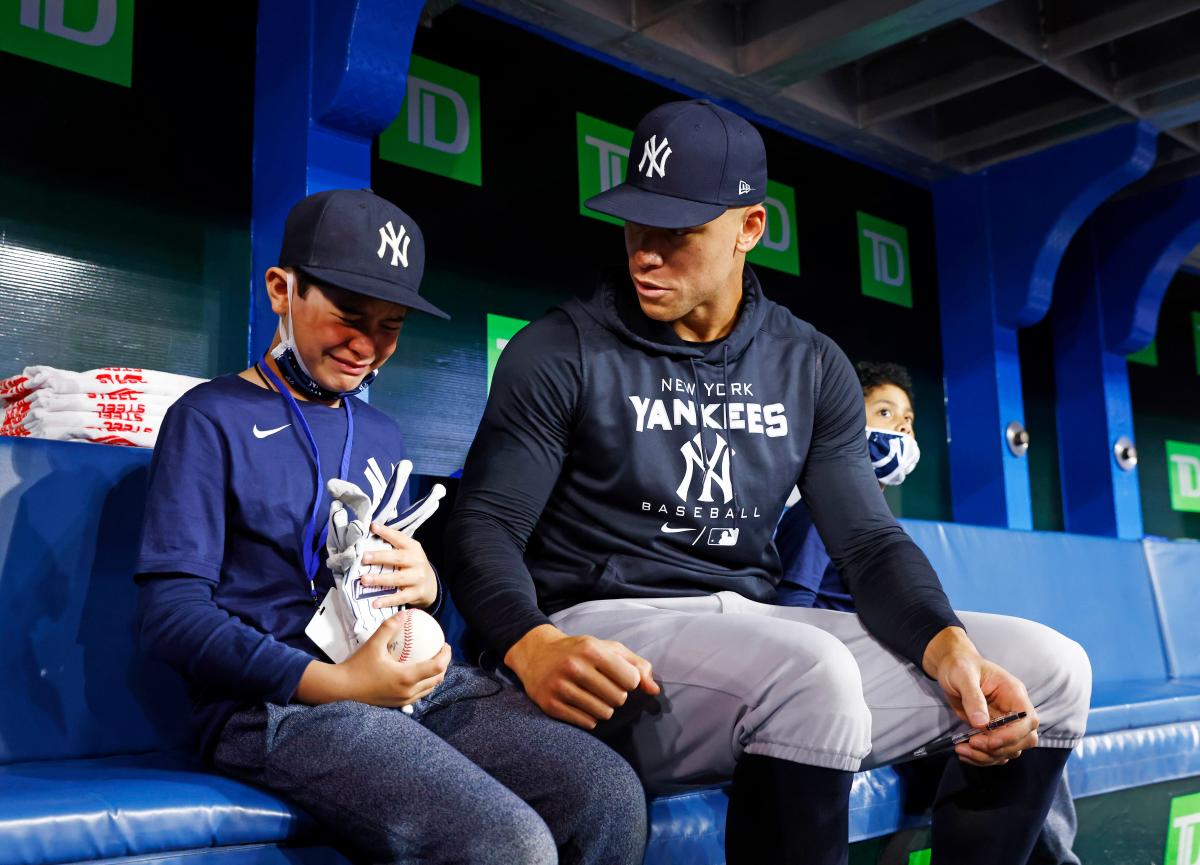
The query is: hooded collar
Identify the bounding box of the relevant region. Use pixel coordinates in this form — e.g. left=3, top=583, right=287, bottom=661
left=578, top=266, right=770, bottom=365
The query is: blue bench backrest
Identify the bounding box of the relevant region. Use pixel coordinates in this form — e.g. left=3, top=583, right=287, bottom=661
left=0, top=438, right=192, bottom=765
left=1142, top=538, right=1200, bottom=679
left=901, top=519, right=1169, bottom=686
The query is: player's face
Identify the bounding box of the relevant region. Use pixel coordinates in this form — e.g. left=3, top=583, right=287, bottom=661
left=624, top=206, right=761, bottom=334
left=865, top=383, right=915, bottom=438
left=290, top=281, right=407, bottom=393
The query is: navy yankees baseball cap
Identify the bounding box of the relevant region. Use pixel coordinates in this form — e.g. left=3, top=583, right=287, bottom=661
left=279, top=188, right=449, bottom=319
left=584, top=100, right=768, bottom=229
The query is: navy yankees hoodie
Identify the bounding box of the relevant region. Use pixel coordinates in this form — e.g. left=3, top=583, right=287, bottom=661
left=447, top=267, right=960, bottom=666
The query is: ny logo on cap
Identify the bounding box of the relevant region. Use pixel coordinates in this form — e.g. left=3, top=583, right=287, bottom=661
left=377, top=221, right=411, bottom=268
left=638, top=135, right=672, bottom=179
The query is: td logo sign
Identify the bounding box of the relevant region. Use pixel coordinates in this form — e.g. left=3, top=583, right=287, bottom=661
left=576, top=112, right=633, bottom=228
left=486, top=314, right=530, bottom=394
left=575, top=111, right=800, bottom=276
left=1167, top=440, right=1200, bottom=514
left=380, top=56, right=482, bottom=186
left=857, top=211, right=912, bottom=308
left=2, top=0, right=134, bottom=86
left=1165, top=791, right=1200, bottom=865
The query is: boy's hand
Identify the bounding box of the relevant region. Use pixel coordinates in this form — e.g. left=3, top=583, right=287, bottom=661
left=505, top=624, right=660, bottom=730
left=298, top=612, right=451, bottom=707
left=358, top=521, right=439, bottom=609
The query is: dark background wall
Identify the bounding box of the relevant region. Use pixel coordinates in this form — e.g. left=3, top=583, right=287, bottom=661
left=0, top=4, right=255, bottom=380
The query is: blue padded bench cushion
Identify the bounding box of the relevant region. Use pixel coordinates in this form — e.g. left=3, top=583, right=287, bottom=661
left=1088, top=677, right=1200, bottom=734
left=1068, top=720, right=1200, bottom=798
left=0, top=750, right=326, bottom=865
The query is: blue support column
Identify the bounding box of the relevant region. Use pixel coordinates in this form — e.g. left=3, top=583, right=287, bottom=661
left=933, top=122, right=1157, bottom=528
left=1053, top=175, right=1200, bottom=538
left=249, top=0, right=424, bottom=361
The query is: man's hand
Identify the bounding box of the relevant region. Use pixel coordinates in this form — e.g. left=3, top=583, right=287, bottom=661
left=505, top=624, right=661, bottom=730
left=356, top=521, right=439, bottom=609
left=922, top=626, right=1039, bottom=767
left=297, top=612, right=451, bottom=707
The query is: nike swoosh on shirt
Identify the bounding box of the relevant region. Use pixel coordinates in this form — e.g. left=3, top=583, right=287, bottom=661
left=660, top=523, right=696, bottom=534
left=253, top=423, right=291, bottom=439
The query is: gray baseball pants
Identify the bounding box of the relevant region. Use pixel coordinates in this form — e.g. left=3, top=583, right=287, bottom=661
left=549, top=592, right=1092, bottom=795
left=214, top=664, right=647, bottom=865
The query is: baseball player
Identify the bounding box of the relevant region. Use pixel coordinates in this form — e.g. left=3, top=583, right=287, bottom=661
left=447, top=101, right=1092, bottom=865
left=135, top=189, right=646, bottom=865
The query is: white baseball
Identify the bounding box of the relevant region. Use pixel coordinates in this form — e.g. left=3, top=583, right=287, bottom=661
left=386, top=608, right=446, bottom=663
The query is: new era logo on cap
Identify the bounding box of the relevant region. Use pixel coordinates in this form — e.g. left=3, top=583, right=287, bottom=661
left=584, top=99, right=767, bottom=229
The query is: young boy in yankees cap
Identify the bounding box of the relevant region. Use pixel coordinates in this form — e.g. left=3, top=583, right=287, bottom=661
left=134, top=188, right=646, bottom=865
left=447, top=100, right=1091, bottom=864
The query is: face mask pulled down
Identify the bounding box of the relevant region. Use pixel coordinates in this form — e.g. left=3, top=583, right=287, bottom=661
left=269, top=271, right=377, bottom=401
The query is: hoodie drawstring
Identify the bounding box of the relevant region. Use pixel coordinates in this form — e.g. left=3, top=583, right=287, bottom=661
left=690, top=349, right=742, bottom=523
left=722, top=344, right=741, bottom=520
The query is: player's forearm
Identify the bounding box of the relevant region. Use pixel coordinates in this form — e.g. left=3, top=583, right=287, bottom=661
left=841, top=537, right=963, bottom=668
left=444, top=508, right=553, bottom=656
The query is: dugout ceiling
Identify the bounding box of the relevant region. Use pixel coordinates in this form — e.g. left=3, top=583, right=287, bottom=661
left=459, top=0, right=1200, bottom=182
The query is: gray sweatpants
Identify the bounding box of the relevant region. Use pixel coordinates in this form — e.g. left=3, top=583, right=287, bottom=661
left=550, top=592, right=1092, bottom=794
left=214, top=664, right=647, bottom=865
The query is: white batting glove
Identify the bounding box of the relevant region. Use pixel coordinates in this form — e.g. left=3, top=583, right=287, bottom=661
left=324, top=459, right=446, bottom=650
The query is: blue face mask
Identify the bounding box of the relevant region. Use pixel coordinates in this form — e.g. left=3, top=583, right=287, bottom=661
left=866, top=427, right=920, bottom=486
left=268, top=271, right=377, bottom=402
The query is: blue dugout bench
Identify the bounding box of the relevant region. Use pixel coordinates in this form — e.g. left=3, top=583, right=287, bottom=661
left=2, top=436, right=1199, bottom=864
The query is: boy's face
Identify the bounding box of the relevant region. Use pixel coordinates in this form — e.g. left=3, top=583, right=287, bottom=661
left=864, top=383, right=915, bottom=439
left=269, top=268, right=407, bottom=394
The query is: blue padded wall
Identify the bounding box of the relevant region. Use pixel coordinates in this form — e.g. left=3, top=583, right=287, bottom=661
left=901, top=519, right=1168, bottom=685
left=1143, top=538, right=1200, bottom=679
left=0, top=438, right=192, bottom=764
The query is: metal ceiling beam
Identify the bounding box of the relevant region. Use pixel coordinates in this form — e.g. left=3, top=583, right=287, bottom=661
left=737, top=0, right=1001, bottom=87
left=858, top=51, right=1037, bottom=126
left=965, top=1, right=1043, bottom=58
left=627, top=0, right=709, bottom=32
left=1045, top=0, right=1200, bottom=59
left=1115, top=54, right=1200, bottom=101
left=951, top=107, right=1131, bottom=171
left=936, top=94, right=1109, bottom=160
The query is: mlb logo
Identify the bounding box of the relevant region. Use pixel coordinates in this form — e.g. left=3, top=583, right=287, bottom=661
left=708, top=528, right=739, bottom=546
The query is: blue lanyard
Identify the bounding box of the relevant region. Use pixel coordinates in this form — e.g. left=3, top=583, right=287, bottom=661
left=258, top=361, right=355, bottom=602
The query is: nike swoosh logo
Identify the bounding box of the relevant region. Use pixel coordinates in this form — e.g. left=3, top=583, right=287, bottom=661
left=253, top=423, right=291, bottom=439
left=660, top=523, right=696, bottom=534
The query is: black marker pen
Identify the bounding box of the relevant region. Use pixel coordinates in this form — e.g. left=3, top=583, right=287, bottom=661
left=911, top=711, right=1029, bottom=759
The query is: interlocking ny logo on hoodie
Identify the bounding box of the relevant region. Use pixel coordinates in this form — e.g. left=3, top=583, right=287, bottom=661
left=631, top=377, right=787, bottom=526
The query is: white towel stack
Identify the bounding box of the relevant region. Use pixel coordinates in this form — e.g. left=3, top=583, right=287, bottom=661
left=1, top=366, right=207, bottom=448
